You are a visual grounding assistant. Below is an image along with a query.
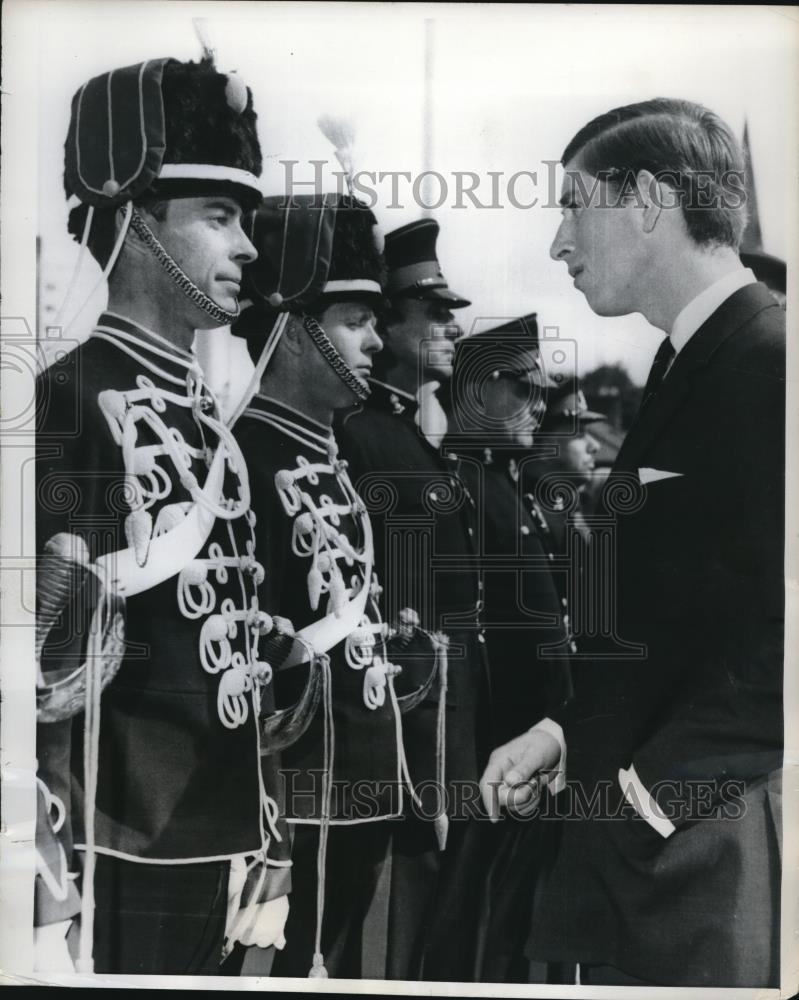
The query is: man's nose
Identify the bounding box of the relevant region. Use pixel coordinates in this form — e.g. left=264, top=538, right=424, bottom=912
left=364, top=321, right=383, bottom=354
left=586, top=432, right=599, bottom=453
left=233, top=221, right=258, bottom=263
left=549, top=219, right=571, bottom=262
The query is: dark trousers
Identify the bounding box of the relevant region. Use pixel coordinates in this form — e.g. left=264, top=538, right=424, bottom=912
left=378, top=815, right=485, bottom=982
left=270, top=821, right=390, bottom=979
left=90, top=852, right=237, bottom=975
left=526, top=960, right=653, bottom=986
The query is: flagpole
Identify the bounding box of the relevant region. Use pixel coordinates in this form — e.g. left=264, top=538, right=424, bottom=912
left=422, top=18, right=435, bottom=218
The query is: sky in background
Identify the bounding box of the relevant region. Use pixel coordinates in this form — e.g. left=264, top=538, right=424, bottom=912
left=35, top=2, right=798, bottom=384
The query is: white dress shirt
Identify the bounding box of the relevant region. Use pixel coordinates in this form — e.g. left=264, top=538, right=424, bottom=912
left=669, top=266, right=756, bottom=358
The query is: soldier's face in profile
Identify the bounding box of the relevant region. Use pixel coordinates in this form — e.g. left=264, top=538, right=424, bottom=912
left=480, top=349, right=546, bottom=448
left=312, top=300, right=383, bottom=405
left=549, top=160, right=644, bottom=318
left=142, top=195, right=258, bottom=326
left=319, top=301, right=383, bottom=377
left=386, top=298, right=463, bottom=383
left=554, top=429, right=600, bottom=483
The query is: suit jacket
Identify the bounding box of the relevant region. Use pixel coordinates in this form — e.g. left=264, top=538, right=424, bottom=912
left=527, top=282, right=785, bottom=987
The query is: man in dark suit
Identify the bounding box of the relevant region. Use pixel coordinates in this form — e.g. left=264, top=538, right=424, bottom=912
left=480, top=98, right=785, bottom=988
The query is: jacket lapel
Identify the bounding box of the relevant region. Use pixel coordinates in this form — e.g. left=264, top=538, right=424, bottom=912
left=608, top=282, right=777, bottom=478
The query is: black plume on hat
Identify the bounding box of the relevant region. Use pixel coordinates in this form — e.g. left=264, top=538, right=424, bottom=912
left=326, top=196, right=386, bottom=289
left=157, top=57, right=261, bottom=180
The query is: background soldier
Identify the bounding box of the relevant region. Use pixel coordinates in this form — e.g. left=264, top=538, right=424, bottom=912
left=448, top=316, right=572, bottom=982
left=336, top=219, right=489, bottom=981
left=35, top=57, right=292, bottom=975
left=232, top=193, right=435, bottom=979
left=522, top=380, right=605, bottom=556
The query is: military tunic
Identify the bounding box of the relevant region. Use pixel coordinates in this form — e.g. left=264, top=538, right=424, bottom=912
left=35, top=312, right=289, bottom=970
left=234, top=393, right=407, bottom=977
left=456, top=450, right=573, bottom=984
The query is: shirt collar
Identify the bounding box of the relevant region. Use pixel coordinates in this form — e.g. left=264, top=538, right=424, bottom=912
left=670, top=267, right=757, bottom=355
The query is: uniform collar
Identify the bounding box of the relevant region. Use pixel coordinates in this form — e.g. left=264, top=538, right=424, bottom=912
left=670, top=267, right=756, bottom=355
left=367, top=377, right=418, bottom=418
left=246, top=393, right=336, bottom=455
left=91, top=311, right=204, bottom=387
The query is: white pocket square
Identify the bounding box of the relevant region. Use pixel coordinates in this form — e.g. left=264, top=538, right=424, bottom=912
left=638, top=467, right=684, bottom=485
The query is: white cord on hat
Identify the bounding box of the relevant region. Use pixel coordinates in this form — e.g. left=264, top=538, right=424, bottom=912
left=52, top=205, right=94, bottom=329
left=60, top=202, right=133, bottom=337
left=226, top=311, right=290, bottom=429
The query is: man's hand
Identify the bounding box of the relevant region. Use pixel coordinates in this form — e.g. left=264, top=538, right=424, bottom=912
left=480, top=728, right=562, bottom=821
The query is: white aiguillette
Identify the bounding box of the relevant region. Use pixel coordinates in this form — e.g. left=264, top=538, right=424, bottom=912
left=638, top=467, right=684, bottom=485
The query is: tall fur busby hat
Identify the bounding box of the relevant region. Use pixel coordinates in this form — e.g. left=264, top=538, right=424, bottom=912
left=64, top=56, right=263, bottom=220
left=230, top=193, right=387, bottom=415
left=235, top=193, right=386, bottom=331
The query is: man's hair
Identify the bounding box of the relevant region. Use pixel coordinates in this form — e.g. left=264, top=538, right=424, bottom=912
left=67, top=196, right=169, bottom=270
left=562, top=98, right=748, bottom=249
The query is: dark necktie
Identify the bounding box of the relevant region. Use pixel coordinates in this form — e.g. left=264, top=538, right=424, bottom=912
left=640, top=337, right=676, bottom=409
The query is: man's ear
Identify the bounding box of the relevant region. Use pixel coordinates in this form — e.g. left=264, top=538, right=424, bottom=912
left=282, top=314, right=305, bottom=357
left=635, top=169, right=665, bottom=234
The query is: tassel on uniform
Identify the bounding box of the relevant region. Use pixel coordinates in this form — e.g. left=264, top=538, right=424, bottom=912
left=307, top=653, right=334, bottom=979
left=327, top=572, right=348, bottom=615
left=124, top=508, right=153, bottom=567
left=434, top=812, right=449, bottom=853
left=307, top=566, right=323, bottom=611
left=434, top=631, right=449, bottom=852
left=153, top=501, right=188, bottom=536
left=308, top=951, right=328, bottom=978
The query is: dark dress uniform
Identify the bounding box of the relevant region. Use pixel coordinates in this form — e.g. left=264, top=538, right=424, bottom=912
left=235, top=393, right=408, bottom=979
left=336, top=378, right=490, bottom=981
left=36, top=314, right=290, bottom=974
left=454, top=449, right=573, bottom=984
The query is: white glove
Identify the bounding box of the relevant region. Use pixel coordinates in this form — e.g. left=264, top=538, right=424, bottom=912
left=33, top=920, right=75, bottom=972
left=227, top=895, right=290, bottom=951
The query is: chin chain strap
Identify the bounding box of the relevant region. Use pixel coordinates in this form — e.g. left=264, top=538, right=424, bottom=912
left=302, top=314, right=371, bottom=402
left=129, top=208, right=240, bottom=327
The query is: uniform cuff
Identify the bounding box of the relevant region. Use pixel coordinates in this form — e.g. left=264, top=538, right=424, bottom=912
left=619, top=764, right=676, bottom=838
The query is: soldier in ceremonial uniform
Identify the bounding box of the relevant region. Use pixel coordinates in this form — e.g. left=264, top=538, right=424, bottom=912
left=35, top=57, right=291, bottom=975
left=231, top=194, right=438, bottom=979
left=448, top=316, right=573, bottom=982
left=336, top=219, right=489, bottom=981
